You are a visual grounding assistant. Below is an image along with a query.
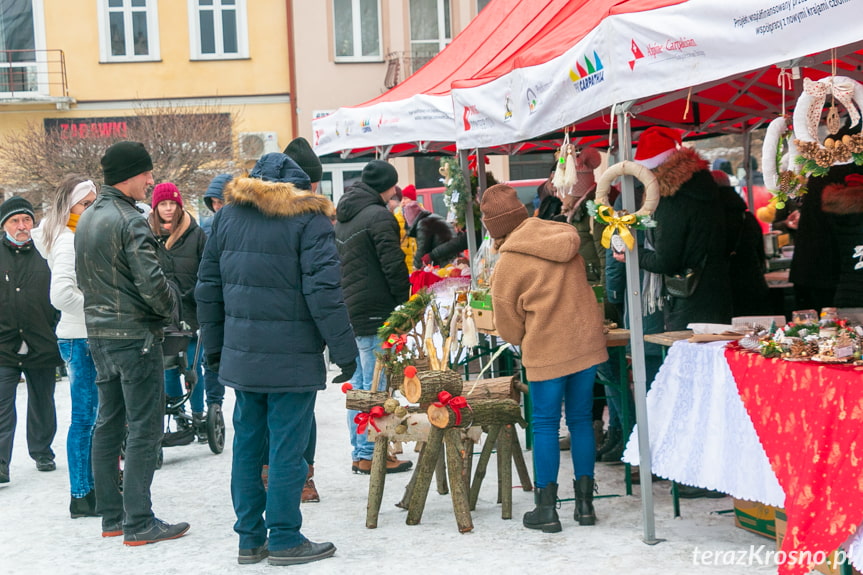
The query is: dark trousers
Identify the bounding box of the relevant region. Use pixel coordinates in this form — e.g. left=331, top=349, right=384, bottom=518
left=89, top=337, right=165, bottom=533
left=203, top=364, right=225, bottom=406
left=0, top=366, right=57, bottom=465
left=231, top=389, right=315, bottom=551
left=304, top=415, right=316, bottom=466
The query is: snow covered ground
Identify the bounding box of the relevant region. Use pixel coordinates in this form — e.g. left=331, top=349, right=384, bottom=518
left=1, top=367, right=781, bottom=575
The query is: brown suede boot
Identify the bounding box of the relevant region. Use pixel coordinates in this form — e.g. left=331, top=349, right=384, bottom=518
left=301, top=465, right=320, bottom=503
left=261, top=465, right=269, bottom=490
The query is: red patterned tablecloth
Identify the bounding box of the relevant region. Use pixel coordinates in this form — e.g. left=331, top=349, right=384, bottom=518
left=725, top=345, right=863, bottom=575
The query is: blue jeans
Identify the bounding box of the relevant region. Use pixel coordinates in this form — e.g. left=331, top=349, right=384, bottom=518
left=0, top=366, right=57, bottom=465
left=531, top=366, right=598, bottom=488
left=231, top=389, right=316, bottom=551
left=58, top=339, right=98, bottom=498
left=347, top=335, right=385, bottom=462
left=89, top=337, right=165, bottom=533
left=164, top=337, right=205, bottom=413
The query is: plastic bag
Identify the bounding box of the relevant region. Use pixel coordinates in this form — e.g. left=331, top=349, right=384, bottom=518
left=472, top=236, right=499, bottom=288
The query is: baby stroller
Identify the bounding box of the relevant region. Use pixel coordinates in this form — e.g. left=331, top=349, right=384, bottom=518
left=161, top=325, right=226, bottom=456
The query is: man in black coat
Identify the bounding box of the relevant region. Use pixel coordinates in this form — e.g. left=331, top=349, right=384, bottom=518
left=713, top=171, right=770, bottom=316
left=403, top=201, right=455, bottom=270
left=334, top=160, right=412, bottom=474
left=0, top=197, right=62, bottom=483
left=197, top=152, right=357, bottom=566
left=76, top=141, right=188, bottom=545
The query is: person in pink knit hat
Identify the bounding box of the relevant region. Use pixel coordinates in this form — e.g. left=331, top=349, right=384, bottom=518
left=148, top=182, right=208, bottom=438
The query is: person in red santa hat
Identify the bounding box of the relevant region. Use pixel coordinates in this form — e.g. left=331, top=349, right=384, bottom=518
left=615, top=126, right=732, bottom=333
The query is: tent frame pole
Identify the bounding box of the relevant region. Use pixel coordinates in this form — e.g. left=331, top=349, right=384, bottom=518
left=461, top=148, right=482, bottom=289
left=616, top=102, right=661, bottom=546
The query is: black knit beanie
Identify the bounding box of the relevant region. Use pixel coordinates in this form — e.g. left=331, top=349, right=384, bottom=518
left=361, top=160, right=399, bottom=194
left=0, top=196, right=36, bottom=228
left=101, top=141, right=154, bottom=186
left=283, top=137, right=323, bottom=183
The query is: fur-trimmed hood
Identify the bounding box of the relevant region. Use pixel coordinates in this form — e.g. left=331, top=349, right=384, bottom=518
left=652, top=147, right=710, bottom=197
left=822, top=179, right=863, bottom=215
left=225, top=177, right=335, bottom=218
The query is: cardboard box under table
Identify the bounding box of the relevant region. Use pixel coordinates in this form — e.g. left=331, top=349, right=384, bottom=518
left=733, top=498, right=780, bottom=539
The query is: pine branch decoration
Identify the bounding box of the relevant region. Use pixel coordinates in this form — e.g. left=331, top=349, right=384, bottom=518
left=377, top=289, right=433, bottom=342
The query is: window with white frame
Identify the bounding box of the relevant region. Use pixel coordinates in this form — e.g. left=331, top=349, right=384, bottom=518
left=333, top=0, right=381, bottom=62
left=188, top=0, right=248, bottom=60
left=97, top=0, right=160, bottom=62
left=409, top=0, right=450, bottom=72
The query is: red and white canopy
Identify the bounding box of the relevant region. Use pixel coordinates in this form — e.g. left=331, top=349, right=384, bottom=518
left=452, top=0, right=863, bottom=148
left=313, top=0, right=863, bottom=157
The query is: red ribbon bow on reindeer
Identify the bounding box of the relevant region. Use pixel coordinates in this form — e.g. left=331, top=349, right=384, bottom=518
left=354, top=406, right=385, bottom=434
left=382, top=334, right=408, bottom=352
left=433, top=391, right=469, bottom=426
left=467, top=154, right=490, bottom=175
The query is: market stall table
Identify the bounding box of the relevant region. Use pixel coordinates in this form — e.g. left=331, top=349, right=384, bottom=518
left=623, top=340, right=863, bottom=575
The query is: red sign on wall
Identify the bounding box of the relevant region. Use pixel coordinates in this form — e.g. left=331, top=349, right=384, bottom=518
left=44, top=117, right=130, bottom=139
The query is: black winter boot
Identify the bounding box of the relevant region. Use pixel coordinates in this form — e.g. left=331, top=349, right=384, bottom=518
left=574, top=476, right=596, bottom=525
left=595, top=426, right=622, bottom=461
left=70, top=490, right=99, bottom=518
left=523, top=482, right=561, bottom=533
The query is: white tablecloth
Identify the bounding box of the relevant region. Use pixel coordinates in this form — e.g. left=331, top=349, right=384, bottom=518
left=621, top=340, right=863, bottom=567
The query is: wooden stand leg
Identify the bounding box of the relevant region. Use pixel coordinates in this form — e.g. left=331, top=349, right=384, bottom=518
left=435, top=445, right=449, bottom=495
left=444, top=428, right=474, bottom=533
left=406, top=427, right=445, bottom=525
left=365, top=436, right=389, bottom=528
left=498, top=425, right=514, bottom=520
left=462, top=435, right=474, bottom=491
left=395, top=443, right=426, bottom=510
left=511, top=430, right=533, bottom=491
left=469, top=425, right=501, bottom=511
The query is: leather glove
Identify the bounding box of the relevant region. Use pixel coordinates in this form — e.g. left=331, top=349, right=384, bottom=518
left=421, top=253, right=432, bottom=267
left=332, top=360, right=357, bottom=384
left=206, top=352, right=221, bottom=373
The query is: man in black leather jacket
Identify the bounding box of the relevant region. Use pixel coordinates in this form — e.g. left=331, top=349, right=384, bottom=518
left=75, top=141, right=189, bottom=546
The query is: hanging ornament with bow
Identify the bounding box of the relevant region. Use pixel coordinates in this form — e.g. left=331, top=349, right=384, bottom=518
left=587, top=160, right=660, bottom=251
left=552, top=130, right=570, bottom=193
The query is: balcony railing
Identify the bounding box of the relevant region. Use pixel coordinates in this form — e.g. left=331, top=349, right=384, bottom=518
left=1, top=49, right=69, bottom=99
left=383, top=49, right=440, bottom=89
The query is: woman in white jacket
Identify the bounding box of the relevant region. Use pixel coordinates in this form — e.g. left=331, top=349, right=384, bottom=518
left=32, top=175, right=98, bottom=518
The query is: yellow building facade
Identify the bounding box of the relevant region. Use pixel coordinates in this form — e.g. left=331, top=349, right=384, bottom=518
left=1, top=0, right=296, bottom=194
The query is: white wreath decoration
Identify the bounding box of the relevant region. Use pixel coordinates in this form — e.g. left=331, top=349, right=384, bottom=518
left=594, top=160, right=660, bottom=216
left=792, top=76, right=863, bottom=177
left=588, top=160, right=660, bottom=251
left=762, top=116, right=805, bottom=207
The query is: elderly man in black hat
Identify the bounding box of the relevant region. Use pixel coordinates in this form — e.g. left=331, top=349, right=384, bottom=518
left=75, top=141, right=189, bottom=545
left=0, top=196, right=62, bottom=483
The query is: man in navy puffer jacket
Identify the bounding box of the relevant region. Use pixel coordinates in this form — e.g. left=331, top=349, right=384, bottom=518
left=196, top=152, right=357, bottom=566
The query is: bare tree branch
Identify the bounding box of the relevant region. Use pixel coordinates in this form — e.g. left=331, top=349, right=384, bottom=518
left=0, top=101, right=240, bottom=210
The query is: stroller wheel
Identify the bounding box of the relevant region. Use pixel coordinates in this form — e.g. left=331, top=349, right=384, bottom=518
left=207, top=404, right=226, bottom=454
